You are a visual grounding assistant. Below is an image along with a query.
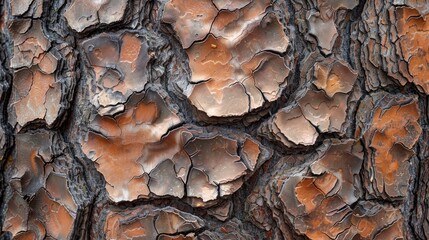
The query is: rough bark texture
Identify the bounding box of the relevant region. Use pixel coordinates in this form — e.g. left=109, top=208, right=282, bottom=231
left=0, top=0, right=428, bottom=239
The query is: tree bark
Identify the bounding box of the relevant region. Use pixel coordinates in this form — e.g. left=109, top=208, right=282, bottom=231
left=1, top=0, right=428, bottom=239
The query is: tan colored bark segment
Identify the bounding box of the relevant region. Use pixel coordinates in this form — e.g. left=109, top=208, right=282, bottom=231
left=162, top=0, right=218, bottom=49
left=82, top=32, right=151, bottom=116
left=395, top=7, right=429, bottom=93
left=357, top=92, right=421, bottom=199
left=163, top=0, right=291, bottom=117
left=4, top=0, right=427, bottom=239
left=7, top=19, right=63, bottom=129
left=247, top=139, right=405, bottom=239
left=81, top=89, right=268, bottom=203
left=11, top=68, right=59, bottom=127
left=260, top=57, right=357, bottom=147
left=81, top=90, right=181, bottom=202
left=103, top=206, right=204, bottom=239
left=307, top=0, right=358, bottom=54
left=357, top=1, right=429, bottom=94
left=9, top=20, right=50, bottom=69
left=64, top=0, right=127, bottom=32
left=2, top=132, right=77, bottom=239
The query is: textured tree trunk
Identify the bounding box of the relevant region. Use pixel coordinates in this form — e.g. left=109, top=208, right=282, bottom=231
left=1, top=0, right=429, bottom=239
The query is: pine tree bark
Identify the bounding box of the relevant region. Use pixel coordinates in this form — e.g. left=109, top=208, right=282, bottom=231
left=1, top=0, right=428, bottom=239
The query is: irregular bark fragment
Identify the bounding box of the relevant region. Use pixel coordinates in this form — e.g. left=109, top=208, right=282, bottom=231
left=207, top=200, right=232, bottom=221
left=10, top=0, right=43, bottom=17
left=259, top=56, right=358, bottom=147
left=186, top=168, right=218, bottom=203
left=307, top=0, right=358, bottom=55
left=8, top=20, right=57, bottom=128
left=2, top=191, right=29, bottom=237
left=307, top=10, right=338, bottom=55
left=2, top=131, right=77, bottom=239
left=162, top=0, right=292, bottom=118
left=82, top=32, right=153, bottom=116
left=310, top=140, right=364, bottom=205
left=348, top=201, right=404, bottom=240
left=9, top=67, right=60, bottom=128
left=356, top=92, right=421, bottom=199
left=102, top=205, right=204, bottom=239
left=198, top=218, right=253, bottom=239
left=28, top=174, right=77, bottom=240
left=81, top=89, right=182, bottom=202
left=241, top=137, right=261, bottom=171
left=162, top=0, right=218, bottom=49
left=246, top=139, right=406, bottom=239
left=9, top=20, right=49, bottom=69
left=64, top=0, right=128, bottom=32
left=395, top=7, right=429, bottom=93
left=81, top=86, right=270, bottom=203
left=6, top=18, right=77, bottom=131
left=353, top=0, right=429, bottom=93
left=185, top=136, right=247, bottom=185
left=155, top=209, right=204, bottom=234
left=2, top=0, right=427, bottom=238
left=313, top=58, right=358, bottom=97
left=277, top=140, right=363, bottom=239
left=149, top=159, right=185, bottom=198
left=269, top=106, right=319, bottom=147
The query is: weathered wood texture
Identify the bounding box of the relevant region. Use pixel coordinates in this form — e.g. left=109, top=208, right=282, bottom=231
left=0, top=0, right=428, bottom=239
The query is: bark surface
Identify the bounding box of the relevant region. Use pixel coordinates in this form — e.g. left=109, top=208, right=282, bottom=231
left=0, top=0, right=428, bottom=239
